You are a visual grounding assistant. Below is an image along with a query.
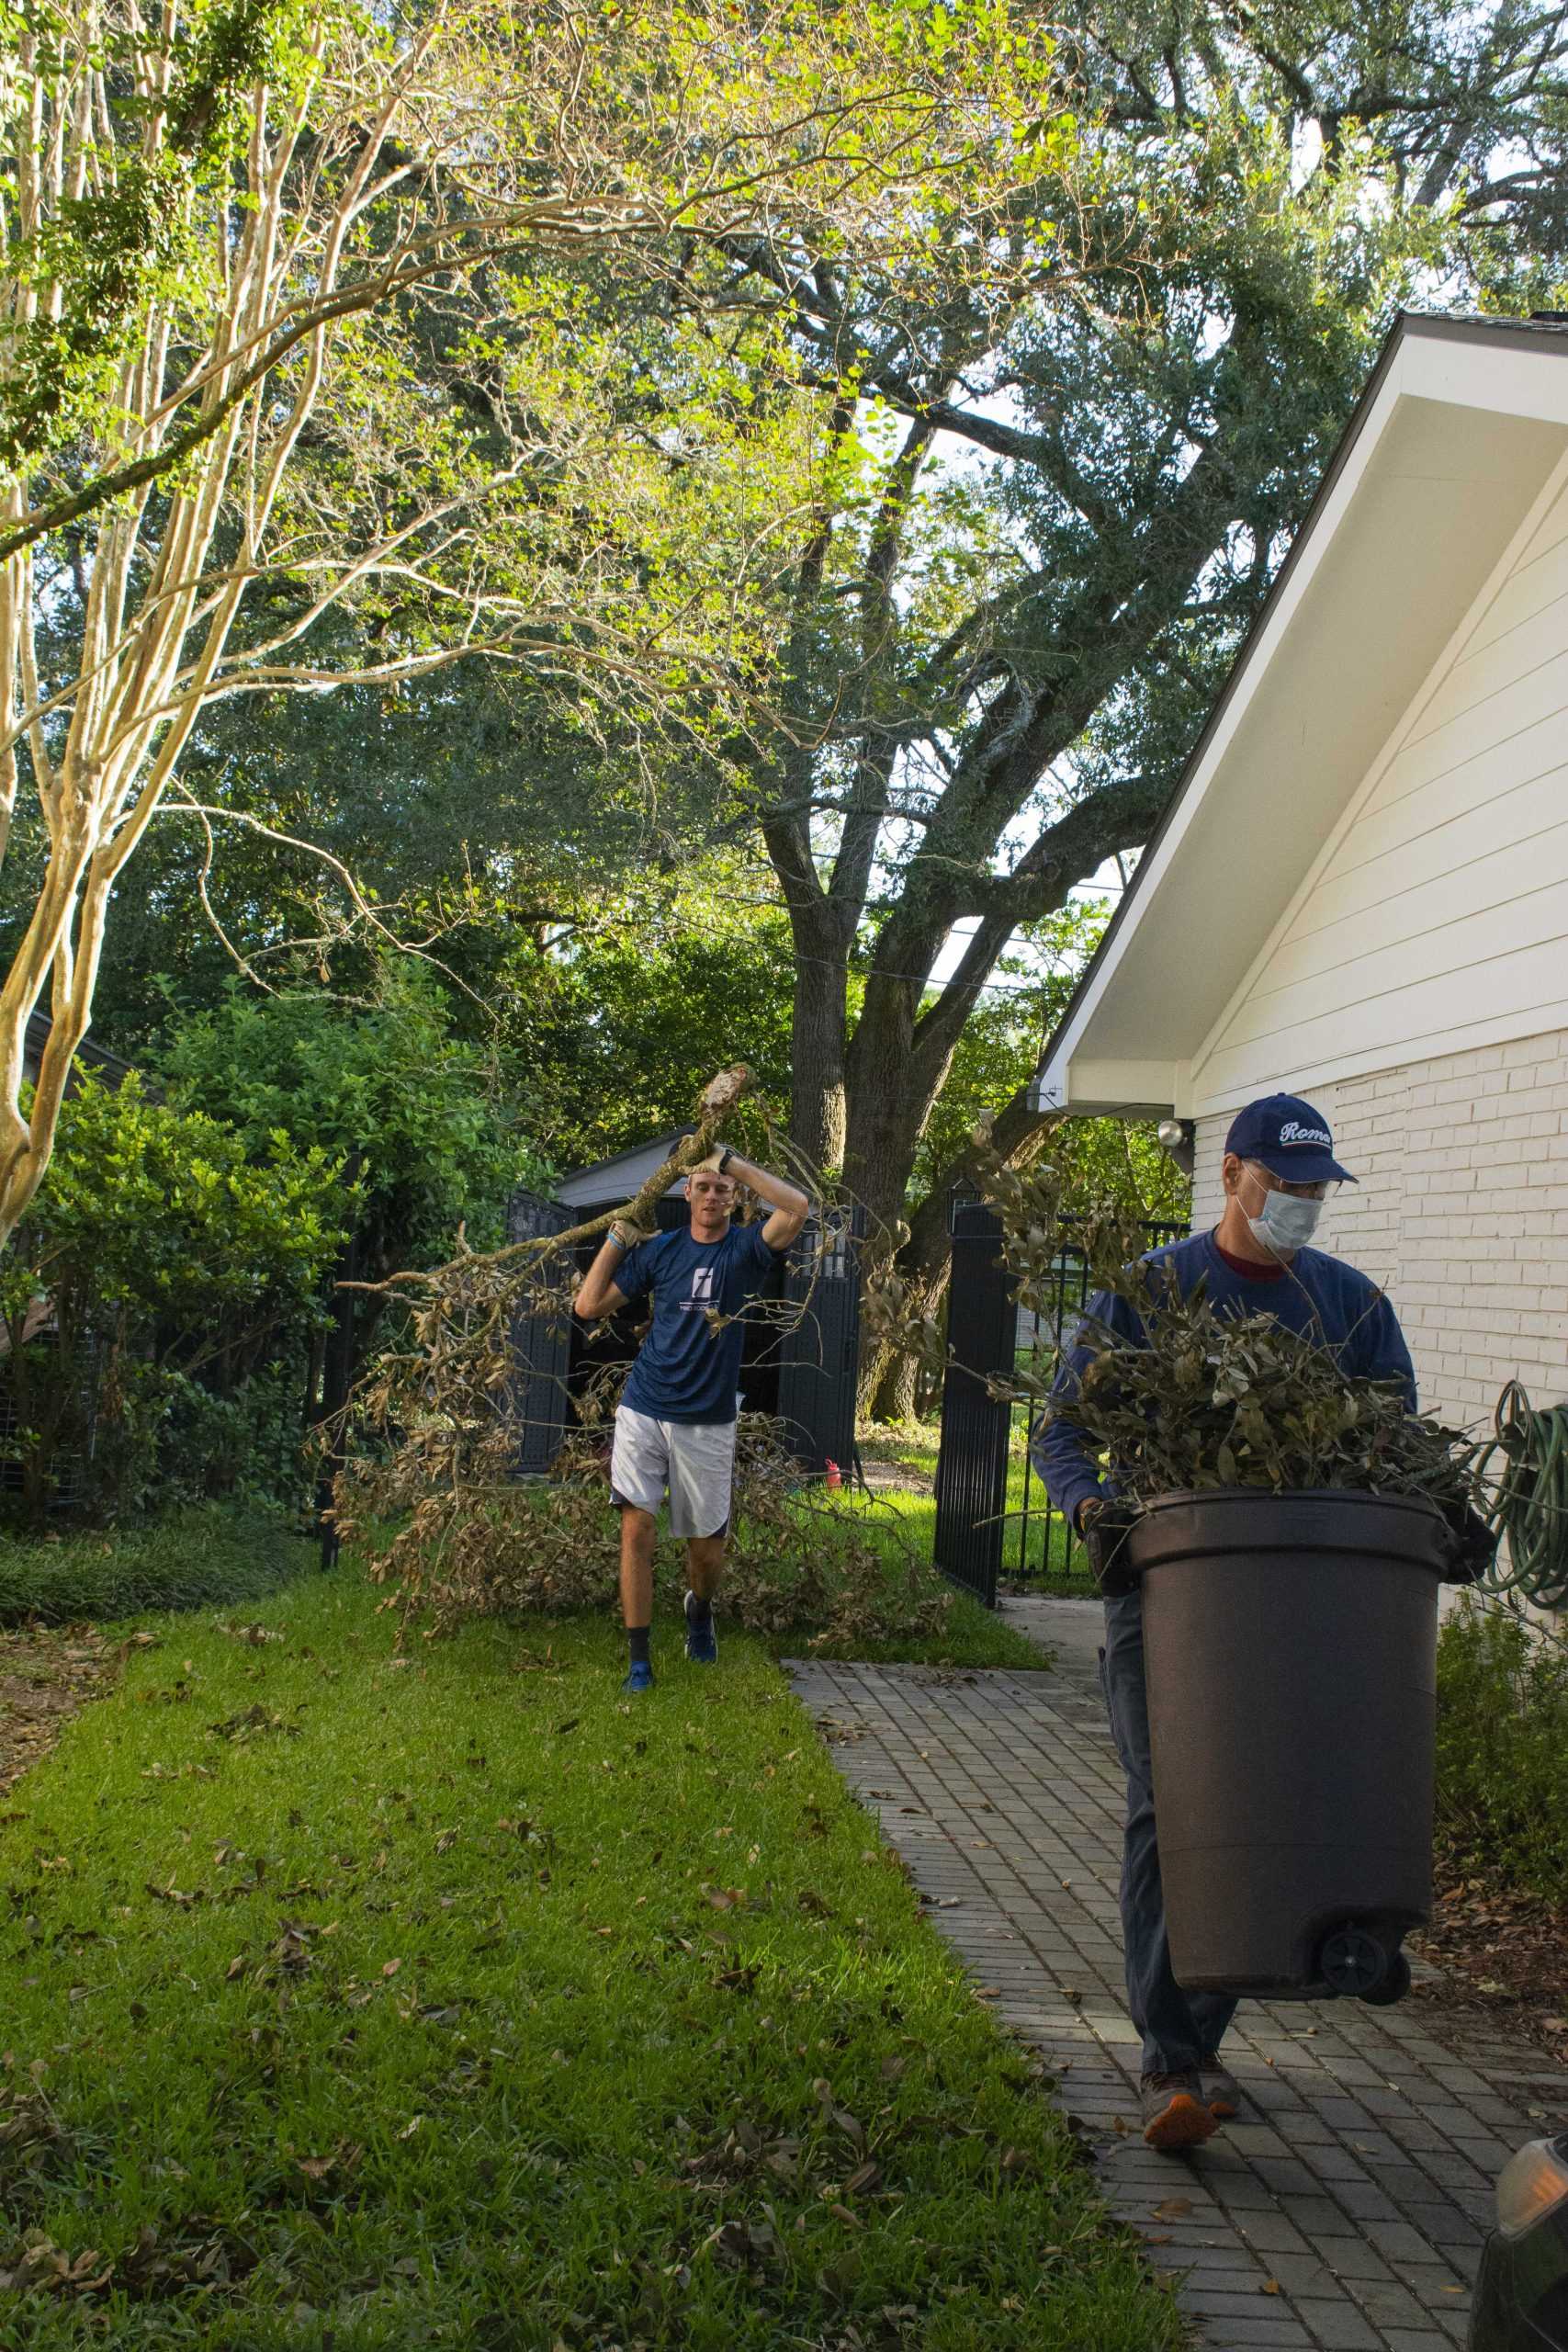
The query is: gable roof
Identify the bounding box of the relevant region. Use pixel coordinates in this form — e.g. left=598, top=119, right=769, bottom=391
left=23, top=1010, right=136, bottom=1091
left=553, top=1127, right=696, bottom=1211
left=1031, top=311, right=1568, bottom=1119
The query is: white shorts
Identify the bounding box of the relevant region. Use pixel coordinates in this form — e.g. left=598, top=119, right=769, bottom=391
left=610, top=1407, right=737, bottom=1539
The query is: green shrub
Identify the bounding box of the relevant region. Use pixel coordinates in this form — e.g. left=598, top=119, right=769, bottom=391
left=1, top=1073, right=346, bottom=1525
left=154, top=968, right=552, bottom=1266
left=1435, top=1600, right=1568, bottom=1905
left=0, top=1506, right=317, bottom=1626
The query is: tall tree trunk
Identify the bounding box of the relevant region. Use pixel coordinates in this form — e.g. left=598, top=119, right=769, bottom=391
left=869, top=1338, right=927, bottom=1421
left=855, top=1082, right=1058, bottom=1418
left=786, top=907, right=850, bottom=1170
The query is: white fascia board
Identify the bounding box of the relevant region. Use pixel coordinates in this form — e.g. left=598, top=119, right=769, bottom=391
left=1030, top=1055, right=1187, bottom=1117
left=1408, top=327, right=1568, bottom=426
left=1036, top=344, right=1414, bottom=1093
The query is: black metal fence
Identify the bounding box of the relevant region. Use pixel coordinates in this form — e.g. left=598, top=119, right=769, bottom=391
left=931, top=1192, right=1015, bottom=1606
left=933, top=1196, right=1187, bottom=1607
left=504, top=1187, right=574, bottom=1476
left=774, top=1206, right=866, bottom=1477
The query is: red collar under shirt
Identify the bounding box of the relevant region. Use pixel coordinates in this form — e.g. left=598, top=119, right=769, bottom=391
left=1211, top=1232, right=1286, bottom=1282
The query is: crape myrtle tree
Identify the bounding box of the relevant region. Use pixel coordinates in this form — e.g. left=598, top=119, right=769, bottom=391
left=679, top=0, right=1568, bottom=1409
left=0, top=0, right=1067, bottom=1247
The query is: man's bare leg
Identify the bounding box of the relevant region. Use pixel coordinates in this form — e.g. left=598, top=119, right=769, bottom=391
left=683, top=1532, right=724, bottom=1663
left=620, top=1506, right=657, bottom=1628
left=685, top=1532, right=726, bottom=1601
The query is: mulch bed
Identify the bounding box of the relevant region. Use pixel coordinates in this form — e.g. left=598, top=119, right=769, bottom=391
left=0, top=1622, right=134, bottom=1802
left=1410, top=1849, right=1568, bottom=2059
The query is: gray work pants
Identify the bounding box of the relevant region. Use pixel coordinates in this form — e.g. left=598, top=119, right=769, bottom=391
left=1100, top=1590, right=1238, bottom=2076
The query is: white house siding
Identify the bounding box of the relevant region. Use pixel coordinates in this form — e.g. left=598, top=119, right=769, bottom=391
left=1190, top=458, right=1568, bottom=1114
left=1190, top=1116, right=1225, bottom=1228
left=1188, top=1035, right=1568, bottom=1432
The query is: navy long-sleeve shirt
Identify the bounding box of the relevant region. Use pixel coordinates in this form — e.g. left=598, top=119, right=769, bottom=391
left=1031, top=1229, right=1418, bottom=1532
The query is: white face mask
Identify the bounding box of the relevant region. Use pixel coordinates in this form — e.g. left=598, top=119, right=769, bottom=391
left=1245, top=1182, right=1323, bottom=1255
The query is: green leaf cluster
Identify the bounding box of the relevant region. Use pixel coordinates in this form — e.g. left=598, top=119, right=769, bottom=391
left=1, top=1072, right=346, bottom=1523
left=152, top=969, right=550, bottom=1271
left=5, top=1072, right=344, bottom=1341
left=1038, top=1275, right=1477, bottom=1513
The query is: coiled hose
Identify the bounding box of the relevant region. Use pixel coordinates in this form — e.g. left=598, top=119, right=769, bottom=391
left=1471, top=1382, right=1568, bottom=1611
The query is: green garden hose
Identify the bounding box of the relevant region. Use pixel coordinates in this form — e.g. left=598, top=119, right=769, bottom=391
left=1472, top=1382, right=1568, bottom=1611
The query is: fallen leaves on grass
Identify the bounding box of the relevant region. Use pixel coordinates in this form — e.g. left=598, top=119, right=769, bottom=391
left=0, top=2237, right=111, bottom=2294
left=208, top=1702, right=299, bottom=1744
left=296, top=2140, right=363, bottom=2185
left=0, top=2084, right=68, bottom=2157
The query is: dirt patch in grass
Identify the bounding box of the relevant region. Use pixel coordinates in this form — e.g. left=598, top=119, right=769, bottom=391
left=858, top=1455, right=934, bottom=1497
left=1410, top=1853, right=1568, bottom=2059
left=0, top=1621, right=130, bottom=1797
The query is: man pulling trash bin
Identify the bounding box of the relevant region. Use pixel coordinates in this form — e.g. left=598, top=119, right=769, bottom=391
left=1032, top=1093, right=1418, bottom=2152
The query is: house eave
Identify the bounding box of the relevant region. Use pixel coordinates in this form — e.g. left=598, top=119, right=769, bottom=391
left=1031, top=1055, right=1189, bottom=1120
left=1031, top=310, right=1568, bottom=1118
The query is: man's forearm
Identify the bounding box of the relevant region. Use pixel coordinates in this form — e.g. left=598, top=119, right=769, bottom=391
left=720, top=1152, right=807, bottom=1218
left=575, top=1229, right=630, bottom=1319
left=1031, top=1410, right=1105, bottom=1531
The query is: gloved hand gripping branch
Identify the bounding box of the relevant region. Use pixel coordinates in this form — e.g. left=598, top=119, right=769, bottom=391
left=1080, top=1501, right=1141, bottom=1597
left=1436, top=1494, right=1498, bottom=1587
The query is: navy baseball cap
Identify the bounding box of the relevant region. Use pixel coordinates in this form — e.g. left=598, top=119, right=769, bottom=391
left=1224, top=1093, right=1356, bottom=1185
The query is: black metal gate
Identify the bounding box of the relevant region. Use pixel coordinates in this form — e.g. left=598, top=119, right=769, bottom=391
left=1008, top=1222, right=1185, bottom=1588
left=933, top=1202, right=1187, bottom=1604
left=775, top=1205, right=864, bottom=1476
left=505, top=1187, right=573, bottom=1475
left=931, top=1191, right=1015, bottom=1606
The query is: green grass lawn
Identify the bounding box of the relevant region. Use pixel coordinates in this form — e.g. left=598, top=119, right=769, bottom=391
left=0, top=1508, right=315, bottom=1628
left=0, top=1576, right=1179, bottom=2351
left=800, top=1488, right=1046, bottom=1669
left=856, top=1428, right=1096, bottom=1599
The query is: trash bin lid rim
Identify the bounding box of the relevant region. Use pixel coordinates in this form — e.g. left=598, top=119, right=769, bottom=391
left=1134, top=1485, right=1445, bottom=1516
left=1125, top=1486, right=1451, bottom=1573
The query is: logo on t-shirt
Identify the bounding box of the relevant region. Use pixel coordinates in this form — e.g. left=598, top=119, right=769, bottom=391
left=689, top=1266, right=716, bottom=1303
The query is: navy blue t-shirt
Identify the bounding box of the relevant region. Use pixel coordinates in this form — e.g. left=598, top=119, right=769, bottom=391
left=615, top=1220, right=784, bottom=1425
left=1032, top=1229, right=1418, bottom=1531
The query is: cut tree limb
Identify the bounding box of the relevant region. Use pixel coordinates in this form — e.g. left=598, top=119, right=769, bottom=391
left=340, top=1064, right=755, bottom=1296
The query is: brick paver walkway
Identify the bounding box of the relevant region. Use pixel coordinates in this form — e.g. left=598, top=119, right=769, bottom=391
left=789, top=1599, right=1568, bottom=2352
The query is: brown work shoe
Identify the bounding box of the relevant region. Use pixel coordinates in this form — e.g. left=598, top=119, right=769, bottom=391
left=1140, top=2070, right=1220, bottom=2151
left=1199, top=2053, right=1241, bottom=2120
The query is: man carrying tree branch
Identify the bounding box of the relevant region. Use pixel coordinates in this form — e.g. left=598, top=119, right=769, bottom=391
left=574, top=1147, right=808, bottom=1693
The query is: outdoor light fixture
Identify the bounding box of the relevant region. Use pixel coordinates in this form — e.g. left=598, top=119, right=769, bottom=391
left=1157, top=1117, right=1196, bottom=1177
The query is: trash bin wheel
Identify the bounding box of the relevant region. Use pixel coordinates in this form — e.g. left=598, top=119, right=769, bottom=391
left=1318, top=1925, right=1391, bottom=1997
left=1359, top=1951, right=1412, bottom=2007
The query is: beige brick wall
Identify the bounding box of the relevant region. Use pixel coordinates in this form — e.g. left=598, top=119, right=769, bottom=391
left=1189, top=1035, right=1568, bottom=1430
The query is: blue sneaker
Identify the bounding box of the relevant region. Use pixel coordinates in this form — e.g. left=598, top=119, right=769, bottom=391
left=684, top=1589, right=717, bottom=1666
left=621, top=1658, right=655, bottom=1695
